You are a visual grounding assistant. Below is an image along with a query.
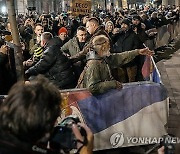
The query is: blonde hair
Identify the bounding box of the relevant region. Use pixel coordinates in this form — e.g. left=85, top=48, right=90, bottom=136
left=105, top=21, right=114, bottom=32
left=92, top=35, right=110, bottom=56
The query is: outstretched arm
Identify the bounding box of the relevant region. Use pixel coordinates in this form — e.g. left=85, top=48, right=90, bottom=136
left=108, top=48, right=154, bottom=68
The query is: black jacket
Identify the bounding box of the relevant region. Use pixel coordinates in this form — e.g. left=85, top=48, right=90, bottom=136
left=0, top=51, right=16, bottom=95
left=113, top=29, right=140, bottom=53
left=112, top=29, right=141, bottom=67
left=0, top=132, right=59, bottom=154
left=26, top=43, right=76, bottom=89
left=51, top=36, right=70, bottom=48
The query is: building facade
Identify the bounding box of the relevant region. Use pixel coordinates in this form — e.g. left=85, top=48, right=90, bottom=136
left=1, top=0, right=179, bottom=15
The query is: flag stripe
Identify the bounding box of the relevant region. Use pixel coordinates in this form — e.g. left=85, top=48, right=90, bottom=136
left=78, top=82, right=167, bottom=133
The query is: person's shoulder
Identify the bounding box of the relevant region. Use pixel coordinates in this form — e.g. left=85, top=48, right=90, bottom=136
left=86, top=60, right=102, bottom=68
left=66, top=36, right=77, bottom=45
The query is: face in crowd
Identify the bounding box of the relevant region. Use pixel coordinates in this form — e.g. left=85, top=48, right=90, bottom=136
left=132, top=19, right=140, bottom=26
left=59, top=32, right=67, bottom=41
left=86, top=21, right=97, bottom=35
left=121, top=23, right=129, bottom=31
left=34, top=25, right=44, bottom=37
left=76, top=29, right=87, bottom=43
left=105, top=21, right=114, bottom=33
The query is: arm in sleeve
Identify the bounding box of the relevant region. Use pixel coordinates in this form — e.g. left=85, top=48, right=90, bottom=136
left=108, top=49, right=139, bottom=68
left=26, top=48, right=56, bottom=76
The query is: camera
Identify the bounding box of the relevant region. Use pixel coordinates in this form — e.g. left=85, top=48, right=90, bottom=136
left=49, top=115, right=87, bottom=153
left=160, top=135, right=175, bottom=154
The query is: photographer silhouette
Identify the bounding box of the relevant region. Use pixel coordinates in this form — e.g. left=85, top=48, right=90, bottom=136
left=0, top=75, right=93, bottom=154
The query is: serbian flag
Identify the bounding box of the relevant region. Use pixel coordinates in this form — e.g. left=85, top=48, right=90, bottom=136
left=59, top=82, right=168, bottom=151
left=142, top=56, right=162, bottom=83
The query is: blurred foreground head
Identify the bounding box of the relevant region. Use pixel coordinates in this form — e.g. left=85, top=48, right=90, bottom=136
left=0, top=75, right=61, bottom=143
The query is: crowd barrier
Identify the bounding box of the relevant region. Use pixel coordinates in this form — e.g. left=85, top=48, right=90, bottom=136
left=145, top=21, right=180, bottom=50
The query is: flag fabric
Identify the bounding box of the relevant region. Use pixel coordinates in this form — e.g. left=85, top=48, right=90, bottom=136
left=151, top=56, right=162, bottom=83
left=60, top=82, right=168, bottom=150
left=152, top=66, right=161, bottom=83
left=142, top=56, right=162, bottom=83
left=142, top=56, right=151, bottom=80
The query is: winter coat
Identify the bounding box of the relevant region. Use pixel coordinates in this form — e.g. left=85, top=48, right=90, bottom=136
left=61, top=36, right=82, bottom=56
left=70, top=25, right=111, bottom=61
left=25, top=44, right=76, bottom=89
left=113, top=29, right=140, bottom=53
left=77, top=50, right=139, bottom=94
left=51, top=36, right=70, bottom=48
left=61, top=36, right=86, bottom=82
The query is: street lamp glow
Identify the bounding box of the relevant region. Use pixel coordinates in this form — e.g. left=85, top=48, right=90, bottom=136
left=1, top=6, right=7, bottom=14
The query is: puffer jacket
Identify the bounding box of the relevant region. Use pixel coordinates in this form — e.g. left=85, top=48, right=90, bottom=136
left=25, top=44, right=76, bottom=89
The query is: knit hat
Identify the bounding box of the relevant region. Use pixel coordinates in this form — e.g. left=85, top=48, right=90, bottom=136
left=58, top=27, right=68, bottom=35
left=121, top=18, right=131, bottom=26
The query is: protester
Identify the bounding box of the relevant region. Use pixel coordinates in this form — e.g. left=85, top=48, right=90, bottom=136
left=61, top=26, right=87, bottom=81
left=50, top=26, right=70, bottom=48
left=25, top=32, right=76, bottom=89
left=105, top=20, right=115, bottom=39
left=77, top=35, right=153, bottom=94
left=112, top=18, right=140, bottom=83
left=70, top=17, right=111, bottom=61
left=28, top=23, right=44, bottom=55
left=61, top=26, right=87, bottom=57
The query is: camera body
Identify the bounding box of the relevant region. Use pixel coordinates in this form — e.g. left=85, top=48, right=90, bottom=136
left=160, top=135, right=175, bottom=154
left=50, top=115, right=87, bottom=152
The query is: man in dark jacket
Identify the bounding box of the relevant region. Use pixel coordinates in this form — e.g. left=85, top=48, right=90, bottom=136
left=112, top=18, right=140, bottom=83
left=0, top=45, right=16, bottom=94
left=25, top=32, right=76, bottom=89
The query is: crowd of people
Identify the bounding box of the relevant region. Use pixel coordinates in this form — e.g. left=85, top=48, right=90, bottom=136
left=0, top=3, right=180, bottom=154
left=0, top=4, right=179, bottom=94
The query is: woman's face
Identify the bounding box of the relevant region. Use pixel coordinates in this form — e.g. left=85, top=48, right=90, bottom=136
left=106, top=22, right=113, bottom=32
left=59, top=32, right=67, bottom=41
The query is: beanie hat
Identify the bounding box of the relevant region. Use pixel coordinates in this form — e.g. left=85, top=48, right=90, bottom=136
left=58, top=27, right=68, bottom=35
left=121, top=18, right=131, bottom=26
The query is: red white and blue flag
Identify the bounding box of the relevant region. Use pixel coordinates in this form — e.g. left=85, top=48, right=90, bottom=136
left=60, top=82, right=168, bottom=151
left=142, top=56, right=162, bottom=83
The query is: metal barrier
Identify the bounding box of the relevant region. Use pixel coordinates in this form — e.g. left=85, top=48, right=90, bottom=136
left=145, top=21, right=180, bottom=50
